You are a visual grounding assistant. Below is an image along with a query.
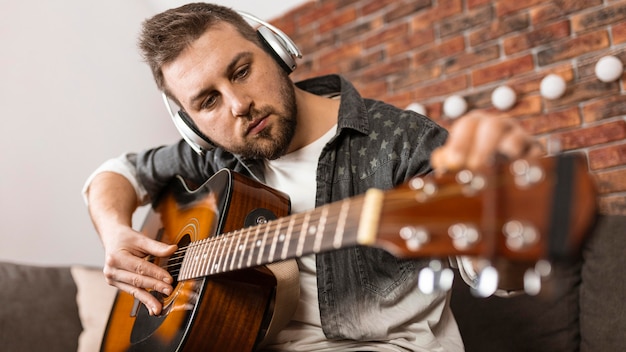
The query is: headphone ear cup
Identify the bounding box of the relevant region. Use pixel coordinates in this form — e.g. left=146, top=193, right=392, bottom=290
left=257, top=26, right=297, bottom=73
left=174, top=110, right=214, bottom=154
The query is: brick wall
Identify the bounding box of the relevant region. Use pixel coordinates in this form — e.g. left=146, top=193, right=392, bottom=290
left=271, top=0, right=626, bottom=215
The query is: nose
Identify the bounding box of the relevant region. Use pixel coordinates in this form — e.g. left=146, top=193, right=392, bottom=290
left=225, top=88, right=251, bottom=118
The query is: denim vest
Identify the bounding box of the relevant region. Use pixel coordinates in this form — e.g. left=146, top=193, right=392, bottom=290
left=135, top=74, right=449, bottom=340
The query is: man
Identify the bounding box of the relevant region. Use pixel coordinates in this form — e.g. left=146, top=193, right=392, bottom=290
left=84, top=3, right=541, bottom=351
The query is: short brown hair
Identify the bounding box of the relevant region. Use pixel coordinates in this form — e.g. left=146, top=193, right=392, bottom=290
left=138, top=3, right=260, bottom=96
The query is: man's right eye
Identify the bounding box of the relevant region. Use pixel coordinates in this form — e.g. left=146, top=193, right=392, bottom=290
left=201, top=94, right=219, bottom=110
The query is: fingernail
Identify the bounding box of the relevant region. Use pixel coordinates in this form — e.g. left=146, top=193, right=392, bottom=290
left=163, top=287, right=172, bottom=295
left=163, top=277, right=173, bottom=284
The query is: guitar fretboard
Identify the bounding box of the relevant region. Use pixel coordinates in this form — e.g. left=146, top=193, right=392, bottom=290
left=177, top=190, right=382, bottom=281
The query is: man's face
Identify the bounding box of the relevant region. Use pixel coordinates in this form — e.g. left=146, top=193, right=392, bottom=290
left=162, top=23, right=297, bottom=160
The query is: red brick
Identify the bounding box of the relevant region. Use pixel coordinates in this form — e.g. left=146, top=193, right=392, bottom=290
left=529, top=0, right=602, bottom=25
left=469, top=12, right=530, bottom=47
left=495, top=0, right=544, bottom=17
left=318, top=42, right=362, bottom=68
left=410, top=0, right=463, bottom=31
left=519, top=106, right=581, bottom=134
left=471, top=54, right=535, bottom=86
left=359, top=56, right=411, bottom=82
left=296, top=2, right=338, bottom=27
left=594, top=168, right=626, bottom=194
left=362, top=0, right=403, bottom=16
left=537, top=30, right=610, bottom=66
left=387, top=27, right=435, bottom=57
left=555, top=120, right=626, bottom=151
left=571, top=2, right=626, bottom=33
left=613, top=21, right=626, bottom=44
left=467, top=0, right=489, bottom=9
left=443, top=45, right=500, bottom=74
left=414, top=36, right=465, bottom=65
left=357, top=80, right=388, bottom=99
left=439, top=6, right=493, bottom=37
left=503, top=20, right=571, bottom=55
left=319, top=7, right=358, bottom=34
left=411, top=74, right=468, bottom=100
left=582, top=95, right=626, bottom=123
left=364, top=22, right=410, bottom=49
left=383, top=0, right=431, bottom=23
left=589, top=142, right=626, bottom=170
left=348, top=50, right=385, bottom=72
left=391, top=63, right=442, bottom=91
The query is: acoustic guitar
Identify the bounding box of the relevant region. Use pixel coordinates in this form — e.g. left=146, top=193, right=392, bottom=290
left=100, top=153, right=597, bottom=351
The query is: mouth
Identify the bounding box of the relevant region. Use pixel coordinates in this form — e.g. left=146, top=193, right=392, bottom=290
left=246, top=116, right=269, bottom=136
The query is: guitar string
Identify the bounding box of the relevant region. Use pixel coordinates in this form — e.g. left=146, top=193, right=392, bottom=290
left=155, top=209, right=359, bottom=273
left=152, top=191, right=426, bottom=276
left=149, top=197, right=368, bottom=275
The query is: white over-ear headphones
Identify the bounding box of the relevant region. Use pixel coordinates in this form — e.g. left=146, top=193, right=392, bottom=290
left=162, top=10, right=302, bottom=154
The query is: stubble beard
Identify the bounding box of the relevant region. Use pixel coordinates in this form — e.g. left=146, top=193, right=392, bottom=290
left=230, top=72, right=297, bottom=160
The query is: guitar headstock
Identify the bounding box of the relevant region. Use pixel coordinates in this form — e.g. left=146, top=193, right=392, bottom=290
left=369, top=153, right=597, bottom=295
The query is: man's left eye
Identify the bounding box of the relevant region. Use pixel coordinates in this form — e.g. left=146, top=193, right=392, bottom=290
left=234, top=65, right=250, bottom=80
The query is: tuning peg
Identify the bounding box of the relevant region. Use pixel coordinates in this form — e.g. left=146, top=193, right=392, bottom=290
left=471, top=265, right=499, bottom=297
left=418, top=260, right=454, bottom=294
left=523, top=260, right=552, bottom=296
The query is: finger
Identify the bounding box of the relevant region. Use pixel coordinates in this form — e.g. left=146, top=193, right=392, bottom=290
left=132, top=235, right=178, bottom=259
left=115, top=281, right=164, bottom=316
left=431, top=114, right=480, bottom=171
left=465, top=116, right=511, bottom=169
left=498, top=129, right=545, bottom=160
left=105, top=252, right=174, bottom=289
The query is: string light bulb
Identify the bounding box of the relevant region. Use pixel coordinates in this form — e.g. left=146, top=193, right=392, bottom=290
left=491, top=85, right=517, bottom=111
left=406, top=102, right=427, bottom=116
left=595, top=55, right=624, bottom=83
left=443, top=95, right=467, bottom=119
left=540, top=74, right=567, bottom=100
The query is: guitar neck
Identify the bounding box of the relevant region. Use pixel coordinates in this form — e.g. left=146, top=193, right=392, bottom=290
left=175, top=154, right=597, bottom=281
left=178, top=190, right=381, bottom=281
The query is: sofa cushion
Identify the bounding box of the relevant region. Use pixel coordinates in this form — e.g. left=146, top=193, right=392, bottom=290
left=71, top=265, right=118, bottom=352
left=450, top=259, right=581, bottom=352
left=580, top=215, right=626, bottom=351
left=0, top=261, right=82, bottom=352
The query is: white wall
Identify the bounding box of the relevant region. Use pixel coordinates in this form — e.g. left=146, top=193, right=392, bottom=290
left=0, top=0, right=307, bottom=267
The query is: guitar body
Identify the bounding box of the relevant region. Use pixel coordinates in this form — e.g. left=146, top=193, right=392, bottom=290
left=101, top=169, right=291, bottom=352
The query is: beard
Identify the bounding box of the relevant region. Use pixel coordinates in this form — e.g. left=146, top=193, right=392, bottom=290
left=225, top=71, right=297, bottom=160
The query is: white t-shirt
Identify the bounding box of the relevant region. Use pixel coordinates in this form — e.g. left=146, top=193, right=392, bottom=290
left=261, top=125, right=462, bottom=352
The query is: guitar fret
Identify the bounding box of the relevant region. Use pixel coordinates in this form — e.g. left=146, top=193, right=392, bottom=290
left=246, top=226, right=262, bottom=268
left=256, top=222, right=271, bottom=266
left=230, top=229, right=243, bottom=271
left=216, top=233, right=230, bottom=274
left=222, top=231, right=235, bottom=272
left=281, top=216, right=296, bottom=260
left=313, top=206, right=329, bottom=253
left=237, top=227, right=251, bottom=270
left=198, top=240, right=209, bottom=277
left=334, top=199, right=351, bottom=249
left=208, top=234, right=219, bottom=275
left=296, top=213, right=311, bottom=257
left=189, top=242, right=200, bottom=278
left=267, top=218, right=284, bottom=262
